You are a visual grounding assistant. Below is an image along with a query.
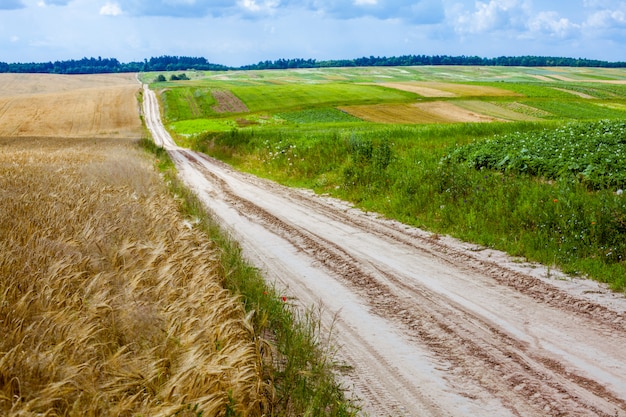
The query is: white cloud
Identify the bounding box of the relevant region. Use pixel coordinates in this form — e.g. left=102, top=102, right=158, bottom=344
left=113, top=0, right=233, bottom=18
left=585, top=8, right=626, bottom=28
left=34, top=0, right=71, bottom=5
left=100, top=1, right=123, bottom=16
left=163, top=0, right=198, bottom=5
left=453, top=0, right=529, bottom=34
left=528, top=11, right=580, bottom=38
left=582, top=0, right=620, bottom=7
left=308, top=0, right=445, bottom=23
left=3, top=0, right=626, bottom=66
left=238, top=0, right=279, bottom=14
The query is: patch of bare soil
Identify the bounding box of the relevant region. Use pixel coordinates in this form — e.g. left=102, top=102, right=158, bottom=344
left=589, top=80, right=626, bottom=84
left=552, top=87, right=595, bottom=99
left=379, top=81, right=520, bottom=97
left=338, top=103, right=450, bottom=123
left=144, top=85, right=626, bottom=417
left=379, top=82, right=457, bottom=97
left=413, top=101, right=500, bottom=123
left=211, top=89, right=248, bottom=113
left=339, top=101, right=500, bottom=124
left=549, top=74, right=578, bottom=82
left=529, top=74, right=556, bottom=82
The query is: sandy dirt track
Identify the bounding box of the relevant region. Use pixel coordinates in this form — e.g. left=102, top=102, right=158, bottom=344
left=143, top=85, right=626, bottom=416
left=0, top=73, right=141, bottom=138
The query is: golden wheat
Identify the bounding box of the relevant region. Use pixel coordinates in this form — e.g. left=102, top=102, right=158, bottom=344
left=0, top=137, right=267, bottom=416
left=0, top=73, right=142, bottom=138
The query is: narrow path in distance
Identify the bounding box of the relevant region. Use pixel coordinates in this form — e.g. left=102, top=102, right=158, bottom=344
left=143, top=84, right=626, bottom=417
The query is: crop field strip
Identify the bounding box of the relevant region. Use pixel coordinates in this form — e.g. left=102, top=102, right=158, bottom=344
left=338, top=101, right=501, bottom=124
left=151, top=66, right=626, bottom=129
left=0, top=136, right=267, bottom=415
left=377, top=81, right=523, bottom=97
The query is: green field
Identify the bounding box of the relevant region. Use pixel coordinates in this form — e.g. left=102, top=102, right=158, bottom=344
left=143, top=66, right=626, bottom=291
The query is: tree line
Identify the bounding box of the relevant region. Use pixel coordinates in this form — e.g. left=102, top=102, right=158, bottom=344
left=1, top=54, right=625, bottom=74
left=241, top=55, right=626, bottom=70
left=0, top=56, right=229, bottom=74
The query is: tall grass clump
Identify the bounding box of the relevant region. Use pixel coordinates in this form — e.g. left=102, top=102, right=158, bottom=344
left=139, top=138, right=358, bottom=416
left=0, top=137, right=267, bottom=416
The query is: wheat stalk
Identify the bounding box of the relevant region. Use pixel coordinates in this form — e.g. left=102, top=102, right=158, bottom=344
left=0, top=137, right=268, bottom=416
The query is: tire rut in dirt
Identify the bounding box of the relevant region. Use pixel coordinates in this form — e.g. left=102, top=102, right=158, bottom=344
left=279, top=188, right=626, bottom=334
left=183, top=151, right=626, bottom=416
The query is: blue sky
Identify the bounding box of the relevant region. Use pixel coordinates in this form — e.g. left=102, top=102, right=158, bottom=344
left=1, top=0, right=625, bottom=66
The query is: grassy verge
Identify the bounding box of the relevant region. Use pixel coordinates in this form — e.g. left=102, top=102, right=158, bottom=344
left=186, top=120, right=626, bottom=292
left=139, top=138, right=358, bottom=416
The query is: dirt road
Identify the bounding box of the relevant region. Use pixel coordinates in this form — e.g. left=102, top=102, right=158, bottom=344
left=143, top=85, right=626, bottom=416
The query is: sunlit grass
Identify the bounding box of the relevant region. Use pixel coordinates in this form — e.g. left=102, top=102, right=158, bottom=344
left=170, top=118, right=237, bottom=134
left=227, top=83, right=417, bottom=113
left=192, top=120, right=626, bottom=291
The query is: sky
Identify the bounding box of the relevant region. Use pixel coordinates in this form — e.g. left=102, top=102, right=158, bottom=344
left=1, top=0, right=626, bottom=66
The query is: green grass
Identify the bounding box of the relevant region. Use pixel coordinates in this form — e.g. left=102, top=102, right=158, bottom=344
left=141, top=66, right=626, bottom=86
left=525, top=100, right=626, bottom=120
left=153, top=66, right=626, bottom=292
left=161, top=87, right=218, bottom=121
left=276, top=108, right=363, bottom=124
left=227, top=83, right=418, bottom=113
left=473, top=82, right=579, bottom=98
left=187, top=119, right=626, bottom=291
left=170, top=118, right=237, bottom=134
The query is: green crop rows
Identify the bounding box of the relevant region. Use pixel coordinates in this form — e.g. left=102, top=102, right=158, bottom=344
left=449, top=120, right=626, bottom=190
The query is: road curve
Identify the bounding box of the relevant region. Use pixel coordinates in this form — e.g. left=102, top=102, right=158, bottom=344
left=142, top=85, right=626, bottom=416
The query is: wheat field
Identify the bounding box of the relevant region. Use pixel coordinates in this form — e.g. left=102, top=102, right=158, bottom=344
left=0, top=73, right=268, bottom=416
left=0, top=73, right=142, bottom=138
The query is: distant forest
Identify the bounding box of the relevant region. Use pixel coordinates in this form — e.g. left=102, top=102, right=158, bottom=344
left=2, top=54, right=626, bottom=74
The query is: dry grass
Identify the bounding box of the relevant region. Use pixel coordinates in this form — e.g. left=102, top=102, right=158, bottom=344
left=550, top=87, right=595, bottom=99
left=0, top=137, right=267, bottom=416
left=339, top=101, right=499, bottom=124
left=0, top=74, right=142, bottom=138
left=378, top=81, right=521, bottom=97
left=452, top=100, right=541, bottom=121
